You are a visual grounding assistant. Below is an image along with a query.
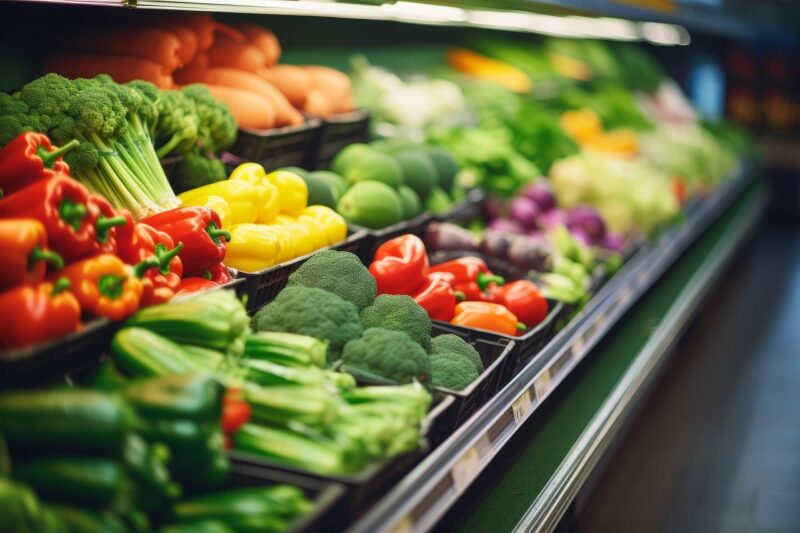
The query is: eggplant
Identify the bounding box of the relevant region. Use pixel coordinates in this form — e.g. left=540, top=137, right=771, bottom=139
left=566, top=205, right=606, bottom=242
left=507, top=234, right=555, bottom=273
left=479, top=229, right=517, bottom=261
left=522, top=181, right=556, bottom=212
left=483, top=196, right=508, bottom=220
left=487, top=218, right=524, bottom=234
left=423, top=222, right=478, bottom=253
left=510, top=197, right=541, bottom=230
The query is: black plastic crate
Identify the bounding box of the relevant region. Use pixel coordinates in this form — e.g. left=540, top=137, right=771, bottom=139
left=353, top=212, right=433, bottom=264
left=229, top=463, right=347, bottom=533
left=429, top=325, right=515, bottom=427
left=237, top=230, right=368, bottom=312
left=435, top=188, right=486, bottom=224
left=0, top=318, right=116, bottom=389
left=313, top=110, right=371, bottom=169
left=228, top=118, right=323, bottom=171
left=230, top=394, right=455, bottom=520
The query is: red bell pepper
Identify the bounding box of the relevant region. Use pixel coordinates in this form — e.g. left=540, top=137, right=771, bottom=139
left=175, top=277, right=218, bottom=298
left=222, top=388, right=251, bottom=448
left=0, top=219, right=64, bottom=291
left=0, top=174, right=95, bottom=262
left=411, top=271, right=458, bottom=322
left=133, top=225, right=184, bottom=307
left=87, top=195, right=128, bottom=255
left=451, top=301, right=525, bottom=336
left=0, top=133, right=79, bottom=197
left=193, top=262, right=232, bottom=284
left=369, top=234, right=429, bottom=295
left=141, top=206, right=231, bottom=274
left=0, top=277, right=82, bottom=350
left=489, top=280, right=548, bottom=327
left=428, top=257, right=505, bottom=302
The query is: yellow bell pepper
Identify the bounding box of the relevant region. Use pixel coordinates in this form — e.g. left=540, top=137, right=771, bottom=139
left=266, top=170, right=308, bottom=217
left=178, top=195, right=232, bottom=229
left=302, top=206, right=348, bottom=244
left=274, top=215, right=314, bottom=257
left=263, top=223, right=295, bottom=263
left=178, top=180, right=259, bottom=225
left=296, top=215, right=328, bottom=250
left=229, top=163, right=280, bottom=223
left=226, top=224, right=281, bottom=273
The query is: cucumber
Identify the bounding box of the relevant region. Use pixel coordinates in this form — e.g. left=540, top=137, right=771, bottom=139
left=233, top=424, right=347, bottom=474
left=111, top=328, right=195, bottom=378
left=243, top=332, right=328, bottom=368
left=14, top=458, right=130, bottom=507
left=244, top=384, right=339, bottom=429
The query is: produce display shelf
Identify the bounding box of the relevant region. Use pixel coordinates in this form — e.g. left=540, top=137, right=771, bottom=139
left=348, top=162, right=757, bottom=533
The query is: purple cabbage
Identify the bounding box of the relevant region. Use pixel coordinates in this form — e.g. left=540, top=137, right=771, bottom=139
left=566, top=205, right=606, bottom=243
left=537, top=208, right=568, bottom=229
left=510, top=197, right=541, bottom=230
left=488, top=218, right=524, bottom=234
left=600, top=232, right=626, bottom=252
left=522, top=181, right=556, bottom=212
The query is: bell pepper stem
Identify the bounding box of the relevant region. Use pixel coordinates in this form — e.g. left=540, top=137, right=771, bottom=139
left=98, top=274, right=127, bottom=299
left=154, top=242, right=184, bottom=275
left=206, top=221, right=231, bottom=244
left=477, top=271, right=505, bottom=291
left=201, top=270, right=212, bottom=280
left=37, top=140, right=80, bottom=169
left=58, top=199, right=88, bottom=231
left=133, top=257, right=160, bottom=279
left=454, top=290, right=466, bottom=302
left=28, top=246, right=64, bottom=271
left=95, top=215, right=127, bottom=244
left=516, top=322, right=527, bottom=331
left=52, top=277, right=72, bottom=296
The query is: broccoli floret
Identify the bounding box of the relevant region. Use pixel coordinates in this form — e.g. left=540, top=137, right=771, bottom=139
left=171, top=147, right=226, bottom=194
left=287, top=250, right=376, bottom=311
left=0, top=93, right=43, bottom=146
left=360, top=295, right=432, bottom=352
left=252, top=286, right=363, bottom=362
left=153, top=89, right=199, bottom=159
left=431, top=334, right=484, bottom=373
left=430, top=352, right=479, bottom=391
left=341, top=328, right=431, bottom=385
left=181, top=84, right=236, bottom=153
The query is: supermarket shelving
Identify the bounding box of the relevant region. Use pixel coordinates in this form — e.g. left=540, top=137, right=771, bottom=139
left=349, top=165, right=764, bottom=533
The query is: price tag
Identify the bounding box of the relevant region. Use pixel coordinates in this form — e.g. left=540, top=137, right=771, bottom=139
left=533, top=370, right=552, bottom=401
left=391, top=516, right=414, bottom=533
left=511, top=389, right=533, bottom=426
left=451, top=445, right=481, bottom=492
left=571, top=335, right=585, bottom=360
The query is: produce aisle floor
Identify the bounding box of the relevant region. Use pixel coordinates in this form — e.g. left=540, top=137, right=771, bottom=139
left=576, top=220, right=800, bottom=533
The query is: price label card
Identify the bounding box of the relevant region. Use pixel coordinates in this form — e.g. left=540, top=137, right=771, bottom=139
left=533, top=370, right=552, bottom=401
left=391, top=516, right=414, bottom=533
left=571, top=335, right=585, bottom=360
left=451, top=445, right=481, bottom=492
left=511, top=389, right=533, bottom=426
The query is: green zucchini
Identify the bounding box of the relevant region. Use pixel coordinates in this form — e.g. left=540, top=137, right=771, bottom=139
left=243, top=332, right=328, bottom=368
left=244, top=384, right=340, bottom=428
left=111, top=328, right=195, bottom=378
left=123, top=373, right=222, bottom=422
left=0, top=478, right=66, bottom=533
left=0, top=390, right=136, bottom=455
left=240, top=359, right=330, bottom=388
left=233, top=423, right=347, bottom=474
left=47, top=503, right=128, bottom=533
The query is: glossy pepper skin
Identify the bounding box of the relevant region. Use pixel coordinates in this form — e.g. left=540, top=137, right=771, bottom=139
left=60, top=254, right=143, bottom=321
left=141, top=206, right=230, bottom=274
left=489, top=280, right=548, bottom=327
left=178, top=179, right=261, bottom=225
left=0, top=278, right=81, bottom=349
left=175, top=277, right=218, bottom=298
left=87, top=195, right=128, bottom=255
left=451, top=301, right=525, bottom=336
left=195, top=262, right=232, bottom=284
left=266, top=169, right=308, bottom=217
left=412, top=271, right=458, bottom=322
left=0, top=133, right=79, bottom=196
left=135, top=225, right=184, bottom=307
left=0, top=219, right=64, bottom=291
left=0, top=174, right=95, bottom=262
left=428, top=256, right=505, bottom=301
left=229, top=163, right=281, bottom=223
left=224, top=224, right=280, bottom=272
left=370, top=234, right=429, bottom=295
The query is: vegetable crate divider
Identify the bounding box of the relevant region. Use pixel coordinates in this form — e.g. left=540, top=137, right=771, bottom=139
left=352, top=212, right=434, bottom=264
left=429, top=325, right=516, bottom=428
left=236, top=230, right=369, bottom=312
left=229, top=394, right=456, bottom=522
left=228, top=117, right=323, bottom=171
left=313, top=109, right=371, bottom=169
left=230, top=463, right=348, bottom=533
left=0, top=318, right=116, bottom=388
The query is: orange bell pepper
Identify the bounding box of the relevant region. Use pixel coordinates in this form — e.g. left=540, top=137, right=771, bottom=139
left=0, top=218, right=64, bottom=292
left=60, top=254, right=143, bottom=321
left=451, top=301, right=526, bottom=336
left=0, top=277, right=81, bottom=349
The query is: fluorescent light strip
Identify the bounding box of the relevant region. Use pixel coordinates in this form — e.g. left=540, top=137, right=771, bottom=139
left=131, top=0, right=690, bottom=45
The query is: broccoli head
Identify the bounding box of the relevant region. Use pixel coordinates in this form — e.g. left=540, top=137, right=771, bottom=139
left=360, top=295, right=432, bottom=352
left=14, top=73, right=77, bottom=133
left=288, top=250, right=376, bottom=311
left=181, top=84, right=237, bottom=153
left=171, top=147, right=226, bottom=194
left=0, top=93, right=43, bottom=146
left=341, top=328, right=431, bottom=385
left=252, top=286, right=362, bottom=362
left=153, top=89, right=199, bottom=159
left=431, top=334, right=483, bottom=373
left=430, top=352, right=479, bottom=391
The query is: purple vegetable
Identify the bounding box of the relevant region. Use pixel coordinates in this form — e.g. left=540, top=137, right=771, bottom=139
left=488, top=218, right=524, bottom=234
left=527, top=229, right=545, bottom=239
left=510, top=197, right=541, bottom=230
left=569, top=227, right=593, bottom=247
left=507, top=235, right=555, bottom=272
left=424, top=222, right=479, bottom=253
left=479, top=230, right=516, bottom=260
left=522, top=181, right=556, bottom=211
left=483, top=196, right=508, bottom=220
left=538, top=208, right=568, bottom=229
left=600, top=232, right=626, bottom=252
left=566, top=205, right=606, bottom=242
